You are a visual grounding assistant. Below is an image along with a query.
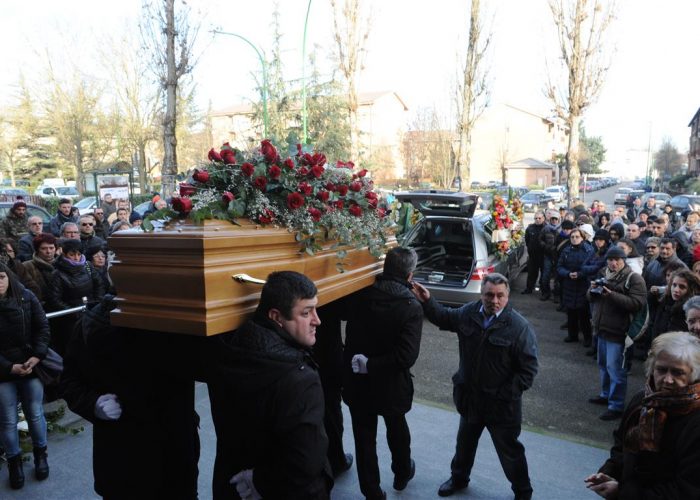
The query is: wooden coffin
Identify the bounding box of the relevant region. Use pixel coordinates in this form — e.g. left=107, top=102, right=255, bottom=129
left=108, top=218, right=391, bottom=336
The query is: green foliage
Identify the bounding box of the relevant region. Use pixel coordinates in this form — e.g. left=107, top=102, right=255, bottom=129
left=578, top=125, right=606, bottom=174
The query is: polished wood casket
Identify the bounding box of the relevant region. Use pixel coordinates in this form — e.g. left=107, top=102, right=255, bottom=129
left=108, top=218, right=390, bottom=336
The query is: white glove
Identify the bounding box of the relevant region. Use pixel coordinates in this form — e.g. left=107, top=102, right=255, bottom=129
left=230, top=469, right=261, bottom=500
left=94, top=393, right=122, bottom=421
left=351, top=354, right=369, bottom=374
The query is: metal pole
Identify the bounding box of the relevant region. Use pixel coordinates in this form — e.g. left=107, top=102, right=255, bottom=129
left=45, top=304, right=87, bottom=319
left=212, top=30, right=269, bottom=138
left=301, top=0, right=313, bottom=145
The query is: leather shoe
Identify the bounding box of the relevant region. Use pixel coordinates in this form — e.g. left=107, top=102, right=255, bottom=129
left=393, top=458, right=415, bottom=491
left=599, top=409, right=623, bottom=421
left=588, top=396, right=608, bottom=405
left=367, top=491, right=386, bottom=500
left=332, top=453, right=353, bottom=477
left=438, top=477, right=469, bottom=497
left=521, top=289, right=533, bottom=295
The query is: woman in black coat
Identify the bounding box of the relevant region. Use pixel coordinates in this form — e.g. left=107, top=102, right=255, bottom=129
left=557, top=228, right=595, bottom=346
left=0, top=262, right=50, bottom=489
left=46, top=238, right=104, bottom=356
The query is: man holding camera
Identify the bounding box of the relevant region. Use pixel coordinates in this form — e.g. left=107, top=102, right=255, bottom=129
left=587, top=246, right=647, bottom=420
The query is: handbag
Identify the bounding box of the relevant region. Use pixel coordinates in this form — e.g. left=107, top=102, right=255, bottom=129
left=33, top=348, right=64, bottom=387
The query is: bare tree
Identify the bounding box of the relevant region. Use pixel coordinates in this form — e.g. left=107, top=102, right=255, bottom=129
left=141, top=0, right=199, bottom=199
left=546, top=0, right=616, bottom=201
left=653, top=136, right=685, bottom=180
left=330, top=0, right=371, bottom=162
left=402, top=107, right=454, bottom=188
left=100, top=29, right=162, bottom=193
left=455, top=0, right=491, bottom=190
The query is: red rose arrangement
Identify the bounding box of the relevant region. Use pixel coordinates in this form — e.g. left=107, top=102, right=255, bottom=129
left=484, top=194, right=525, bottom=261
left=146, top=140, right=391, bottom=258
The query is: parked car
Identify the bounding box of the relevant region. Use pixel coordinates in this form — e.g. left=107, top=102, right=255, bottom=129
left=34, top=185, right=80, bottom=200
left=625, top=189, right=646, bottom=207
left=641, top=192, right=671, bottom=209
left=519, top=190, right=556, bottom=212
left=472, top=191, right=493, bottom=211
left=0, top=202, right=51, bottom=224
left=73, top=196, right=100, bottom=215
left=614, top=187, right=632, bottom=205
left=395, top=190, right=525, bottom=305
left=545, top=185, right=566, bottom=202
left=0, top=188, right=30, bottom=199
left=669, top=194, right=700, bottom=218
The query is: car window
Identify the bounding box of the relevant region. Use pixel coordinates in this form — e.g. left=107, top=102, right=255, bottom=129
left=56, top=187, right=79, bottom=195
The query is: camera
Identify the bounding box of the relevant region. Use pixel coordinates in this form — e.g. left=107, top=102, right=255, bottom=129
left=590, top=277, right=608, bottom=295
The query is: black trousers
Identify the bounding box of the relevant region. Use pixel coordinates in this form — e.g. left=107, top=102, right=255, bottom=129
left=566, top=307, right=592, bottom=341
left=525, top=254, right=543, bottom=291
left=450, top=417, right=532, bottom=498
left=349, top=407, right=412, bottom=499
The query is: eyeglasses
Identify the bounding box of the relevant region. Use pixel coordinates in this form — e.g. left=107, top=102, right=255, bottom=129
left=80, top=223, right=94, bottom=226
left=646, top=246, right=658, bottom=250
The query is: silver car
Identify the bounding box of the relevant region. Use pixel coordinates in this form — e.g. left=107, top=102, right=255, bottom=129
left=396, top=190, right=526, bottom=305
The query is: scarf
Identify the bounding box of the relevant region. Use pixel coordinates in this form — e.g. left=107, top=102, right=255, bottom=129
left=624, top=379, right=700, bottom=452
left=62, top=255, right=86, bottom=267
left=603, top=266, right=623, bottom=283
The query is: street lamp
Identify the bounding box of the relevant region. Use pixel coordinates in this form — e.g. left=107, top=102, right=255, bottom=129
left=212, top=30, right=269, bottom=138
left=301, top=0, right=313, bottom=145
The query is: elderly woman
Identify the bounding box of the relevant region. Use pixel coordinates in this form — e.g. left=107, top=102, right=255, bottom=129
left=85, top=246, right=114, bottom=295
left=685, top=296, right=700, bottom=338
left=585, top=331, right=700, bottom=498
left=0, top=262, right=50, bottom=489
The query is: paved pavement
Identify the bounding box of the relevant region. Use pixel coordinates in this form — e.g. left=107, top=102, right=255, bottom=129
left=2, top=383, right=606, bottom=499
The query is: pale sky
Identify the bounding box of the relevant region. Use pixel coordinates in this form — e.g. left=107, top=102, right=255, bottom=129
left=2, top=0, right=698, bottom=178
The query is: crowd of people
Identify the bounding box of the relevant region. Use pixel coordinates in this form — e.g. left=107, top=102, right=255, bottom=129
left=0, top=194, right=158, bottom=490
left=0, top=190, right=698, bottom=499
left=524, top=195, right=700, bottom=421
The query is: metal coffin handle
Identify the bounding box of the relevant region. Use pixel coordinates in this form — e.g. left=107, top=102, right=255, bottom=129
left=232, top=274, right=267, bottom=285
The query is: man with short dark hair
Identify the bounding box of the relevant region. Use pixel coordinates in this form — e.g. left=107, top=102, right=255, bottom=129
left=522, top=211, right=546, bottom=295
left=625, top=223, right=646, bottom=255
left=626, top=197, right=642, bottom=222
left=49, top=198, right=77, bottom=237
left=0, top=200, right=28, bottom=241
left=412, top=274, right=538, bottom=499
left=343, top=247, right=423, bottom=499
left=92, top=208, right=109, bottom=240
left=100, top=193, right=116, bottom=220
left=208, top=271, right=332, bottom=500
left=643, top=238, right=687, bottom=289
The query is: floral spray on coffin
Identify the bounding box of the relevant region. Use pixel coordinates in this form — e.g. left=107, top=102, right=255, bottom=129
left=109, top=141, right=395, bottom=336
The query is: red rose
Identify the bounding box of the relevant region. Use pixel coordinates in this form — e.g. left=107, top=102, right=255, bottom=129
left=337, top=185, right=349, bottom=196
left=268, top=165, right=281, bottom=179
left=172, top=196, right=193, bottom=215
left=346, top=161, right=355, bottom=169
left=311, top=165, right=324, bottom=178
left=284, top=158, right=295, bottom=169
left=192, top=169, right=210, bottom=183
left=222, top=191, right=235, bottom=206
left=254, top=176, right=268, bottom=191
left=221, top=149, right=236, bottom=164
left=222, top=142, right=232, bottom=149
left=317, top=190, right=330, bottom=202
left=296, top=143, right=303, bottom=155
left=287, top=192, right=305, bottom=210
left=260, top=139, right=278, bottom=163
left=365, top=191, right=378, bottom=207
left=349, top=204, right=362, bottom=217
left=179, top=183, right=196, bottom=197
left=377, top=208, right=386, bottom=218
left=208, top=149, right=222, bottom=162
left=258, top=208, right=275, bottom=224
left=298, top=167, right=309, bottom=176
left=298, top=182, right=312, bottom=195
left=357, top=169, right=368, bottom=178
left=349, top=181, right=362, bottom=192
left=241, top=162, right=255, bottom=177
left=334, top=200, right=344, bottom=209
left=308, top=207, right=322, bottom=222
left=325, top=182, right=336, bottom=191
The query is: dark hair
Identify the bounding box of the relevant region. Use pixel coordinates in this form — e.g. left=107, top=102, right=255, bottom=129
left=637, top=221, right=647, bottom=229
left=85, top=245, right=107, bottom=262
left=384, top=247, right=417, bottom=279
left=59, top=238, right=82, bottom=255
left=660, top=237, right=676, bottom=249
left=33, top=233, right=57, bottom=252
left=663, top=261, right=686, bottom=278
left=617, top=238, right=640, bottom=258
left=117, top=207, right=128, bottom=215
left=664, top=269, right=700, bottom=305
left=0, top=238, right=17, bottom=256
left=598, top=212, right=610, bottom=224
left=647, top=215, right=658, bottom=222
left=256, top=271, right=317, bottom=320
left=58, top=198, right=71, bottom=205
left=561, top=220, right=575, bottom=230
left=0, top=262, right=22, bottom=303
left=481, top=272, right=509, bottom=291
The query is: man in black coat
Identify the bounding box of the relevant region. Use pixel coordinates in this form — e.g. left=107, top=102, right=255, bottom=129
left=208, top=271, right=332, bottom=500
left=522, top=211, right=546, bottom=294
left=412, top=273, right=538, bottom=499
left=343, top=247, right=423, bottom=500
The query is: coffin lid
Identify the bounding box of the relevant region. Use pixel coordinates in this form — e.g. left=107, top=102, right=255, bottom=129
left=395, top=190, right=478, bottom=218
